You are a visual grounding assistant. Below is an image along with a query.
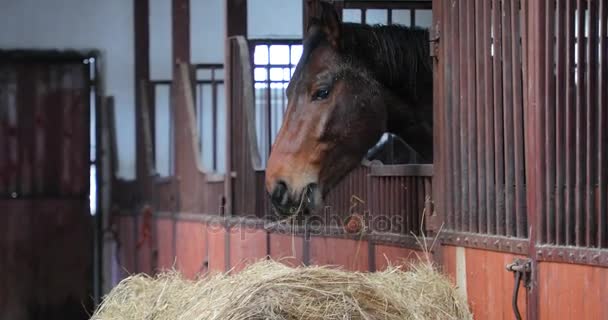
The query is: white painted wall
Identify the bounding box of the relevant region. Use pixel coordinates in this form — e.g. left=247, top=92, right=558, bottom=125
left=248, top=0, right=302, bottom=39
left=0, top=0, right=136, bottom=179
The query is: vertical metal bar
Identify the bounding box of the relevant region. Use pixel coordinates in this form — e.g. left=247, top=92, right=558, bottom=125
left=442, top=0, right=455, bottom=230
left=475, top=0, right=486, bottom=234
left=555, top=0, right=567, bottom=245
left=451, top=0, right=462, bottom=231
left=388, top=8, right=393, bottom=25
left=512, top=0, right=526, bottom=238
left=502, top=0, right=515, bottom=237
left=525, top=0, right=542, bottom=318
left=459, top=0, right=470, bottom=232
left=565, top=0, right=576, bottom=245
left=266, top=47, right=272, bottom=159
left=599, top=0, right=608, bottom=248
left=411, top=8, right=416, bottom=28
left=585, top=0, right=598, bottom=247
left=212, top=67, right=218, bottom=171
left=544, top=0, right=556, bottom=244
left=463, top=0, right=478, bottom=233
left=574, top=0, right=587, bottom=247
left=492, top=0, right=505, bottom=236
left=484, top=0, right=496, bottom=234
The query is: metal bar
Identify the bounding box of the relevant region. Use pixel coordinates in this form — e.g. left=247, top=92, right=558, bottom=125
left=483, top=0, right=496, bottom=234
left=586, top=0, right=598, bottom=247
left=536, top=245, right=608, bottom=267
left=599, top=0, right=608, bottom=248
left=565, top=0, right=577, bottom=245
left=443, top=0, right=455, bottom=230
left=466, top=0, right=478, bottom=233
left=342, top=1, right=431, bottom=10
left=555, top=0, right=567, bottom=246
left=544, top=0, right=556, bottom=244
left=212, top=68, right=218, bottom=171
left=575, top=0, right=587, bottom=247
left=450, top=0, right=462, bottom=231
left=474, top=0, right=486, bottom=234
left=512, top=0, right=526, bottom=238
left=492, top=0, right=505, bottom=236
left=459, top=0, right=469, bottom=232
left=502, top=0, right=515, bottom=237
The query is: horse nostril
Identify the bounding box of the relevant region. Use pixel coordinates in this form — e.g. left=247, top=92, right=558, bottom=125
left=271, top=180, right=289, bottom=206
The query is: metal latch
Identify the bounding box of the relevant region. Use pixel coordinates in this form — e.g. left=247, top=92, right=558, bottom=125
left=506, top=258, right=532, bottom=320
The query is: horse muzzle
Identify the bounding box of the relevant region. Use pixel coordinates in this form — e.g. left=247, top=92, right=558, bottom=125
left=269, top=181, right=320, bottom=217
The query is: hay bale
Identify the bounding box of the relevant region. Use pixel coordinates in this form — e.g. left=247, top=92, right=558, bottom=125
left=92, top=260, right=471, bottom=320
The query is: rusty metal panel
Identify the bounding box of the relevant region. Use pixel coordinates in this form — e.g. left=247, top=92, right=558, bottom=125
left=535, top=0, right=607, bottom=250
left=438, top=0, right=527, bottom=240
left=207, top=223, right=227, bottom=273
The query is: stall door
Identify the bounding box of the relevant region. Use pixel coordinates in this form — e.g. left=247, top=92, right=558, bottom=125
left=0, top=54, right=93, bottom=320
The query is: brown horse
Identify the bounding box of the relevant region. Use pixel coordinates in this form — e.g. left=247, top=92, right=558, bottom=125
left=266, top=3, right=433, bottom=216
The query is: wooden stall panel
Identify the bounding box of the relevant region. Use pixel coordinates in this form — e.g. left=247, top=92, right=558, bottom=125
left=136, top=214, right=153, bottom=275
left=538, top=262, right=608, bottom=320
left=269, top=233, right=304, bottom=267
left=309, top=237, right=369, bottom=271
left=117, top=215, right=136, bottom=276
left=229, top=227, right=267, bottom=272
left=441, top=246, right=527, bottom=320
left=206, top=223, right=226, bottom=273
left=176, top=221, right=207, bottom=278
left=155, top=218, right=175, bottom=271
left=374, top=245, right=427, bottom=270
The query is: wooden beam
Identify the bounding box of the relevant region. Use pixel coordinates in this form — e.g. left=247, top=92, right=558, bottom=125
left=134, top=0, right=150, bottom=181
left=172, top=0, right=190, bottom=64
left=226, top=0, right=247, bottom=37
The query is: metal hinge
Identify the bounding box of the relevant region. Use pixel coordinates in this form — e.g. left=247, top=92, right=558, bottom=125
left=506, top=258, right=532, bottom=320
left=429, top=22, right=440, bottom=58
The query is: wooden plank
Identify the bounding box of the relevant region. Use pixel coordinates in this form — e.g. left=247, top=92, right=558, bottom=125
left=483, top=0, right=496, bottom=234
left=228, top=227, right=267, bottom=272
left=374, top=245, right=425, bottom=270
left=207, top=224, right=226, bottom=273
left=155, top=218, right=175, bottom=271
left=176, top=221, right=207, bottom=278
left=309, top=237, right=368, bottom=271
left=269, top=233, right=304, bottom=267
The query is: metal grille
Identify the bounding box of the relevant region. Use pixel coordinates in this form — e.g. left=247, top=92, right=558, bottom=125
left=437, top=0, right=528, bottom=237
left=341, top=1, right=432, bottom=27
left=534, top=0, right=608, bottom=248
left=250, top=39, right=303, bottom=166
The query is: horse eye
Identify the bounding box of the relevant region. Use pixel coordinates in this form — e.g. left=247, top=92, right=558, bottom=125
left=313, top=88, right=330, bottom=100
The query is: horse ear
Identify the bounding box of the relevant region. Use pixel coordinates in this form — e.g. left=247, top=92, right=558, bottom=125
left=316, top=1, right=341, bottom=48
left=307, top=1, right=341, bottom=48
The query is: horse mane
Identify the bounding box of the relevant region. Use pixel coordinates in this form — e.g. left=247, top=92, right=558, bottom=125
left=341, top=23, right=432, bottom=102
left=288, top=22, right=432, bottom=104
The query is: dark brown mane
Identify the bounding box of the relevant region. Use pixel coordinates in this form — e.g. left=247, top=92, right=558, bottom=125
left=288, top=22, right=432, bottom=106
